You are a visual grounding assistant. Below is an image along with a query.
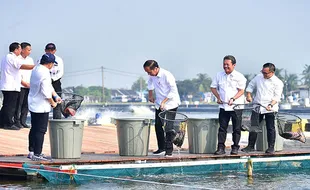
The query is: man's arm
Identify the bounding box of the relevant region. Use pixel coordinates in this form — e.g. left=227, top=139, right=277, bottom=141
left=21, top=80, right=30, bottom=88
left=210, top=87, right=222, bottom=104
left=246, top=92, right=253, bottom=102
left=148, top=90, right=154, bottom=103
left=20, top=64, right=35, bottom=70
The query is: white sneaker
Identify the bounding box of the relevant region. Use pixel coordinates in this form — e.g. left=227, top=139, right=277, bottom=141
left=31, top=154, right=52, bottom=161
left=153, top=150, right=166, bottom=155
left=27, top=152, right=34, bottom=159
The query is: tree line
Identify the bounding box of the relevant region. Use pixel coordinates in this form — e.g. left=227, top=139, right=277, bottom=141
left=67, top=65, right=310, bottom=102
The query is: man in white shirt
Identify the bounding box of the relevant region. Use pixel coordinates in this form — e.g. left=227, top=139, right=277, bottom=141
left=14, top=42, right=34, bottom=128
left=44, top=43, right=64, bottom=119
left=241, top=63, right=284, bottom=154
left=210, top=55, right=247, bottom=155
left=27, top=53, right=61, bottom=160
left=144, top=60, right=181, bottom=157
left=0, top=42, right=35, bottom=130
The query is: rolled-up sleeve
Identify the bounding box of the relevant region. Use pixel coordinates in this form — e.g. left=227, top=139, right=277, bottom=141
left=147, top=78, right=154, bottom=90
left=237, top=75, right=247, bottom=89
left=166, top=73, right=178, bottom=99
left=273, top=81, right=284, bottom=102
left=210, top=75, right=218, bottom=88
left=246, top=76, right=257, bottom=93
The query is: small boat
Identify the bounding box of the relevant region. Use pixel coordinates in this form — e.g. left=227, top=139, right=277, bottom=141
left=23, top=154, right=310, bottom=184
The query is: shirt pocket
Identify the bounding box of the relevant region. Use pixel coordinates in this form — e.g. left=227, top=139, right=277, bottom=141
left=229, top=80, right=238, bottom=88
left=219, top=81, right=226, bottom=90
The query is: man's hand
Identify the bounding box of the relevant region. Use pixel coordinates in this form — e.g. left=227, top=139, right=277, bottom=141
left=148, top=96, right=155, bottom=103
left=266, top=104, right=273, bottom=111
left=160, top=102, right=165, bottom=111
left=228, top=98, right=234, bottom=106
left=51, top=102, right=57, bottom=108
left=216, top=99, right=223, bottom=104
left=24, top=82, right=30, bottom=88
left=246, top=96, right=252, bottom=102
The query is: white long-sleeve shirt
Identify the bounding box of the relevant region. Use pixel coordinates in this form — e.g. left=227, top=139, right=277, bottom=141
left=147, top=68, right=181, bottom=110
left=0, top=53, right=23, bottom=91
left=28, top=64, right=54, bottom=113
left=210, top=70, right=247, bottom=111
left=19, top=55, right=34, bottom=88
left=246, top=73, right=283, bottom=113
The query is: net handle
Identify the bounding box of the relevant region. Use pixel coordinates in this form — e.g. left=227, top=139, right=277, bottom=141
left=231, top=103, right=303, bottom=122
left=158, top=111, right=188, bottom=122
left=276, top=112, right=302, bottom=123
left=228, top=102, right=265, bottom=110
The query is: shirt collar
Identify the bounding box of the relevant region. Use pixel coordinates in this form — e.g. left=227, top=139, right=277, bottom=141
left=226, top=69, right=236, bottom=77
left=156, top=68, right=163, bottom=78
left=9, top=52, right=18, bottom=57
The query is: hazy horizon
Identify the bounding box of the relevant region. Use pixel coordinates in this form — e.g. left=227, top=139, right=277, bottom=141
left=1, top=0, right=309, bottom=89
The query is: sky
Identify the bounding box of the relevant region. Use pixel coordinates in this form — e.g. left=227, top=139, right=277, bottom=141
left=0, top=0, right=309, bottom=89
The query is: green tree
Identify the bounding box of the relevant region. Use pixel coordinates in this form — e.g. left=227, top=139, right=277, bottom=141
left=244, top=74, right=255, bottom=87
left=192, top=73, right=212, bottom=92
left=302, top=64, right=310, bottom=85
left=177, top=79, right=196, bottom=98
left=88, top=86, right=103, bottom=97
left=131, top=77, right=147, bottom=92
left=286, top=73, right=299, bottom=92
left=74, top=85, right=88, bottom=96
left=275, top=68, right=285, bottom=82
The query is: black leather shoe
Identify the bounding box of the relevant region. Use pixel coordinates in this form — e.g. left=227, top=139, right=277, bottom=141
left=4, top=125, right=20, bottom=130
left=241, top=146, right=255, bottom=153
left=265, top=147, right=275, bottom=154
left=214, top=148, right=226, bottom=155
left=153, top=149, right=165, bottom=155
left=15, top=122, right=23, bottom=128
left=231, top=148, right=239, bottom=155
left=21, top=123, right=30, bottom=128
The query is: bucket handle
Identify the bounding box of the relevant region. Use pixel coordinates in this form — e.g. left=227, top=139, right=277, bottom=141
left=143, top=119, right=151, bottom=125
left=73, top=120, right=82, bottom=125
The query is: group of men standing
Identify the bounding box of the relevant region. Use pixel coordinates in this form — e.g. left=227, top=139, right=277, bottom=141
left=144, top=55, right=283, bottom=157
left=0, top=42, right=64, bottom=160
left=0, top=42, right=64, bottom=130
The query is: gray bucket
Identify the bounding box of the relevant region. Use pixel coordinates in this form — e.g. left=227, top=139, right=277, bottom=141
left=49, top=119, right=85, bottom=159
left=114, top=118, right=151, bottom=156
left=187, top=118, right=219, bottom=154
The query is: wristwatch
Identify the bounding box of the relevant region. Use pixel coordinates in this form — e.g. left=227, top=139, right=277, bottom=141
left=230, top=97, right=235, bottom=102
left=268, top=104, right=273, bottom=108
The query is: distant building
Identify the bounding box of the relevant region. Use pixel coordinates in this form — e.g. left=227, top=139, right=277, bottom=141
left=110, top=89, right=140, bottom=102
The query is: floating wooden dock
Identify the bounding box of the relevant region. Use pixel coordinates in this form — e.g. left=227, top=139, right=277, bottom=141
left=1, top=124, right=310, bottom=183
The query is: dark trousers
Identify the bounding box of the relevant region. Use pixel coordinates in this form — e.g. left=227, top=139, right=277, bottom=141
left=154, top=107, right=178, bottom=152
left=52, top=79, right=62, bottom=119
left=247, top=112, right=276, bottom=149
left=28, top=112, right=49, bottom=155
left=218, top=108, right=242, bottom=149
left=15, top=88, right=29, bottom=125
left=0, top=91, right=19, bottom=127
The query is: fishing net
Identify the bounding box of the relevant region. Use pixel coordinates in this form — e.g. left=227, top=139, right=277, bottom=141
left=158, top=111, right=188, bottom=147
left=59, top=93, right=84, bottom=118
left=276, top=112, right=306, bottom=143
left=233, top=103, right=261, bottom=132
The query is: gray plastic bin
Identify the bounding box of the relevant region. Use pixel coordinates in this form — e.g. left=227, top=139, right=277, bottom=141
left=256, top=119, right=283, bottom=152
left=187, top=118, right=219, bottom=154
left=49, top=119, right=85, bottom=159
left=115, top=118, right=151, bottom=156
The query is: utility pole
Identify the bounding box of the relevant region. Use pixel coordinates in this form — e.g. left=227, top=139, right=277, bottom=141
left=101, top=66, right=105, bottom=103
